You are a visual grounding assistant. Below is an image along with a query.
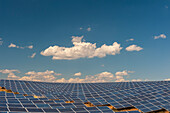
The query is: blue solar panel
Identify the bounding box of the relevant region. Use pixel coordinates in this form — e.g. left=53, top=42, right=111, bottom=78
left=161, top=104, right=170, bottom=111
left=0, top=79, right=169, bottom=113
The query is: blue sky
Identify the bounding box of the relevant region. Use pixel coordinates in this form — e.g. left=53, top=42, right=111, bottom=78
left=0, top=0, right=170, bottom=82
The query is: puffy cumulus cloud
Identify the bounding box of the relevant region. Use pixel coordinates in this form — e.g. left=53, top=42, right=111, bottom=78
left=74, top=72, right=82, bottom=76
left=8, top=43, right=33, bottom=49
left=164, top=78, right=170, bottom=81
left=115, top=70, right=128, bottom=76
left=115, top=70, right=134, bottom=76
left=41, top=36, right=122, bottom=60
left=8, top=73, right=20, bottom=80
left=71, top=36, right=83, bottom=43
left=126, top=38, right=134, bottom=42
left=19, top=70, right=61, bottom=82
left=30, top=53, right=36, bottom=58
left=1, top=69, right=146, bottom=83
left=56, top=78, right=85, bottom=83
left=115, top=76, right=127, bottom=82
left=89, top=72, right=115, bottom=82
left=0, top=69, right=20, bottom=74
left=0, top=69, right=20, bottom=80
left=115, top=70, right=135, bottom=82
left=55, top=71, right=115, bottom=83
left=131, top=79, right=142, bottom=82
left=0, top=69, right=62, bottom=82
left=154, top=34, right=166, bottom=39
left=125, top=45, right=143, bottom=51
left=87, top=27, right=91, bottom=31
left=116, top=79, right=147, bottom=82
left=55, top=78, right=68, bottom=82
left=0, top=38, right=3, bottom=45
left=132, top=79, right=149, bottom=82
left=55, top=72, right=146, bottom=83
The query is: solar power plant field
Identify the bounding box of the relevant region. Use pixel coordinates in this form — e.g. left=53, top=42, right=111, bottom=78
left=0, top=80, right=169, bottom=113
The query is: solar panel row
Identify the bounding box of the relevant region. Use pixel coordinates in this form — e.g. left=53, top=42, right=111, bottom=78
left=0, top=79, right=169, bottom=113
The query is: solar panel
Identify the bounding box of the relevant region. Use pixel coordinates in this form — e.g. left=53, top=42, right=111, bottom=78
left=26, top=108, right=44, bottom=112
left=0, top=107, right=8, bottom=112
left=0, top=79, right=170, bottom=113
left=161, top=104, right=170, bottom=111
left=9, top=107, right=27, bottom=112
left=43, top=108, right=59, bottom=112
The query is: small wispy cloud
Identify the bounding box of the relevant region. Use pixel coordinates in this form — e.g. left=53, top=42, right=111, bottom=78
left=8, top=43, right=18, bottom=48
left=87, top=27, right=91, bottom=31
left=74, top=72, right=82, bottom=76
left=30, top=53, right=36, bottom=58
left=154, top=34, right=166, bottom=39
left=126, top=45, right=143, bottom=51
left=27, top=45, right=33, bottom=49
left=8, top=43, right=33, bottom=49
left=126, top=38, right=134, bottom=42
left=115, top=70, right=130, bottom=76
left=80, top=27, right=83, bottom=30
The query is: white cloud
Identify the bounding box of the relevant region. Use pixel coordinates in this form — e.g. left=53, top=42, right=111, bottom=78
left=8, top=43, right=17, bottom=48
left=80, top=27, right=83, bottom=30
left=115, top=76, right=127, bottom=82
left=18, top=71, right=115, bottom=83
left=1, top=69, right=147, bottom=83
left=71, top=36, right=83, bottom=43
left=115, top=70, right=134, bottom=76
left=30, top=53, right=36, bottom=58
left=87, top=27, right=91, bottom=31
left=164, top=78, right=170, bottom=81
left=56, top=71, right=115, bottom=83
left=27, top=45, right=33, bottom=49
left=55, top=78, right=68, bottom=82
left=125, top=45, right=143, bottom=51
left=20, top=70, right=60, bottom=82
left=115, top=70, right=129, bottom=76
left=41, top=36, right=122, bottom=60
left=115, top=70, right=135, bottom=82
left=55, top=73, right=62, bottom=76
left=0, top=69, right=20, bottom=80
left=154, top=34, right=166, bottom=39
left=126, top=38, right=134, bottom=42
left=0, top=69, right=20, bottom=74
left=131, top=79, right=142, bottom=82
left=74, top=72, right=82, bottom=76
left=8, top=43, right=33, bottom=49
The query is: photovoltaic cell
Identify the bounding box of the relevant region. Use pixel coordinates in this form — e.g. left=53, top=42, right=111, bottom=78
left=0, top=79, right=169, bottom=113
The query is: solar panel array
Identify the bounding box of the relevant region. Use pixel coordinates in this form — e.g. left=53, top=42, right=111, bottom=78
left=0, top=79, right=169, bottom=113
